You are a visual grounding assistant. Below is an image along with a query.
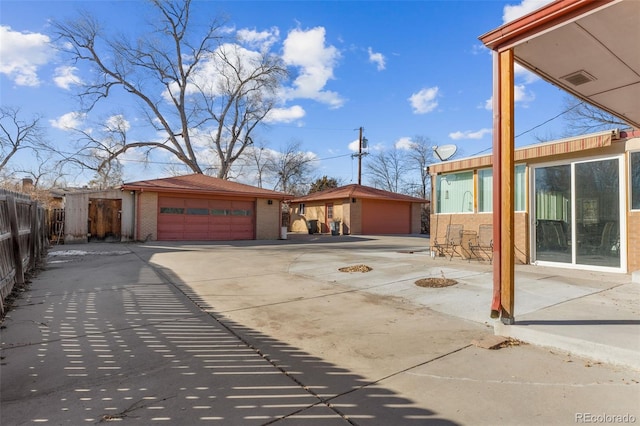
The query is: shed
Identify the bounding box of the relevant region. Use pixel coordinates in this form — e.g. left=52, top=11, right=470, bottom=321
left=62, top=188, right=134, bottom=244
left=289, top=184, right=426, bottom=235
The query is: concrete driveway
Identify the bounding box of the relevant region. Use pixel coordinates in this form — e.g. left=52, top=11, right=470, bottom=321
left=1, top=235, right=638, bottom=425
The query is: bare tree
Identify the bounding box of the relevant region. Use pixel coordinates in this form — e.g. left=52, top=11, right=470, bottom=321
left=63, top=114, right=126, bottom=189
left=0, top=107, right=48, bottom=171
left=12, top=151, right=70, bottom=190
left=365, top=147, right=405, bottom=192
left=265, top=140, right=314, bottom=195
left=404, top=135, right=434, bottom=199
left=563, top=95, right=629, bottom=135
left=240, top=141, right=271, bottom=188
left=53, top=0, right=287, bottom=179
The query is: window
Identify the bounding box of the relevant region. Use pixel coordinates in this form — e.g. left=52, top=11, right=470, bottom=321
left=232, top=209, right=252, bottom=216
left=515, top=164, right=526, bottom=212
left=299, top=203, right=305, bottom=215
left=186, top=208, right=209, bottom=215
left=160, top=207, right=184, bottom=214
left=436, top=172, right=473, bottom=213
left=211, top=209, right=228, bottom=216
left=327, top=204, right=333, bottom=220
left=632, top=151, right=640, bottom=210
left=474, top=165, right=526, bottom=213
left=478, top=169, right=492, bottom=213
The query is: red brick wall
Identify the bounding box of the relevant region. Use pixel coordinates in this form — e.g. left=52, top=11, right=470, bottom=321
left=628, top=211, right=640, bottom=272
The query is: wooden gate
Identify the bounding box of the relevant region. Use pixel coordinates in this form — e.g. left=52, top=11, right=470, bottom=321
left=88, top=198, right=122, bottom=241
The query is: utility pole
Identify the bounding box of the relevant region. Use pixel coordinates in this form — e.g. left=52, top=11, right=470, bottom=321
left=353, top=126, right=368, bottom=185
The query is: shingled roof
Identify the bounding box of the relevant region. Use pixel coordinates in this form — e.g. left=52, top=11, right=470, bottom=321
left=290, top=184, right=427, bottom=204
left=122, top=174, right=292, bottom=199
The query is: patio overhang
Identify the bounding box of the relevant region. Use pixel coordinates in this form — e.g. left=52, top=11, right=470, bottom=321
left=480, top=0, right=640, bottom=129
left=479, top=0, right=639, bottom=324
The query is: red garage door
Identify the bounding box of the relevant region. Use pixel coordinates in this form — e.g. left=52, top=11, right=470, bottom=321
left=157, top=196, right=255, bottom=241
left=361, top=200, right=411, bottom=234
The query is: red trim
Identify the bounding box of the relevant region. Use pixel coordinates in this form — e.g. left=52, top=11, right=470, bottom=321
left=479, top=0, right=614, bottom=51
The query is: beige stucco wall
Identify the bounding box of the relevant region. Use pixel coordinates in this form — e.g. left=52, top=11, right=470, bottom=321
left=349, top=199, right=362, bottom=235
left=137, top=191, right=158, bottom=241
left=290, top=199, right=355, bottom=235
left=255, top=199, right=281, bottom=240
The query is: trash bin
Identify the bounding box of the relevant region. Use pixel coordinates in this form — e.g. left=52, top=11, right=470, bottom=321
left=308, top=219, right=318, bottom=234
left=460, top=230, right=477, bottom=259
left=330, top=221, right=341, bottom=236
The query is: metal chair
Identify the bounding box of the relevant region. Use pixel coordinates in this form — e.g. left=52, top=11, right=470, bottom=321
left=469, top=224, right=493, bottom=264
left=432, top=224, right=463, bottom=260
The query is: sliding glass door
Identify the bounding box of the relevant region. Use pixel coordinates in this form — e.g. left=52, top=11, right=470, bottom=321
left=533, top=157, right=623, bottom=270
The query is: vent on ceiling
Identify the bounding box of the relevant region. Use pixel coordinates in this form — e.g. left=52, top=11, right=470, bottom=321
left=562, top=70, right=596, bottom=86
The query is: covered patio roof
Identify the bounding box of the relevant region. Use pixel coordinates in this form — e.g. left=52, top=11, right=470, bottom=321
left=480, top=0, right=639, bottom=129
left=478, top=0, right=638, bottom=323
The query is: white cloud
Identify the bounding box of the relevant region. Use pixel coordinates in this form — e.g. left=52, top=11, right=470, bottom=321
left=449, top=128, right=492, bottom=140
left=515, top=63, right=539, bottom=84
left=484, top=97, right=493, bottom=111
left=395, top=137, right=415, bottom=150
left=503, top=0, right=555, bottom=23
left=281, top=27, right=345, bottom=108
left=471, top=44, right=489, bottom=55
left=50, top=111, right=86, bottom=130
left=408, top=86, right=439, bottom=114
left=54, top=66, right=83, bottom=90
left=514, top=84, right=535, bottom=104
left=0, top=25, right=53, bottom=87
left=264, top=105, right=305, bottom=123
left=348, top=139, right=360, bottom=152
left=237, top=27, right=280, bottom=51
left=368, top=47, right=386, bottom=71
left=174, top=43, right=265, bottom=100
left=105, top=114, right=131, bottom=132
left=483, top=82, right=536, bottom=110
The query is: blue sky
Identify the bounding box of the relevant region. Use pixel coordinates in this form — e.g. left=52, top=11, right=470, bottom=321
left=0, top=0, right=566, bottom=189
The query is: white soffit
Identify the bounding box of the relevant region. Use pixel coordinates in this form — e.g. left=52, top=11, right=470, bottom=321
left=513, top=0, right=640, bottom=128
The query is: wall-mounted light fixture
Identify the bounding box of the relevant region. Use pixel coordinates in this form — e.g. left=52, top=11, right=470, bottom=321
left=267, top=199, right=273, bottom=205
left=352, top=198, right=356, bottom=203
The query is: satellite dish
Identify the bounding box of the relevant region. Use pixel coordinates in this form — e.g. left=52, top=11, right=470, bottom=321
left=433, top=144, right=457, bottom=161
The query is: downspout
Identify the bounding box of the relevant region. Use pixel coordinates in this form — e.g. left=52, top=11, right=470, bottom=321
left=131, top=190, right=136, bottom=242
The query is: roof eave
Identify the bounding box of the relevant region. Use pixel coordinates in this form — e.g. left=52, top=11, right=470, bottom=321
left=479, top=0, right=615, bottom=51
left=121, top=185, right=291, bottom=200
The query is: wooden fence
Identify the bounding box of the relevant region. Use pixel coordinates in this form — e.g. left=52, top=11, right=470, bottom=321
left=0, top=189, right=49, bottom=315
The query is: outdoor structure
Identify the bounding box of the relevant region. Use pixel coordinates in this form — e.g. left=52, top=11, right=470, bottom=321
left=289, top=184, right=426, bottom=235
left=121, top=174, right=290, bottom=241
left=62, top=188, right=134, bottom=244
left=430, top=129, right=640, bottom=273
left=479, top=0, right=640, bottom=322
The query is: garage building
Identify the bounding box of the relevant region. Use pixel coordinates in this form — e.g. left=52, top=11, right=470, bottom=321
left=122, top=174, right=290, bottom=241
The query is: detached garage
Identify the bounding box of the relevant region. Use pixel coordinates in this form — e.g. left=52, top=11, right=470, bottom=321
left=289, top=184, right=426, bottom=235
left=122, top=174, right=290, bottom=241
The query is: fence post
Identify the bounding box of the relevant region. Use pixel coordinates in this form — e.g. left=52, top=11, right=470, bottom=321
left=8, top=195, right=25, bottom=289
left=30, top=201, right=38, bottom=270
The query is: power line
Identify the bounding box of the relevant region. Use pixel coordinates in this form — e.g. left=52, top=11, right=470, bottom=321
left=468, top=101, right=584, bottom=157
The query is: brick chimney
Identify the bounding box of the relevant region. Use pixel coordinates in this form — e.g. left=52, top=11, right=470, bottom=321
left=22, top=178, right=34, bottom=192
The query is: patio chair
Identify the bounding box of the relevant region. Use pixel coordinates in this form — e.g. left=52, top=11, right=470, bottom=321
left=431, top=224, right=463, bottom=260
left=585, top=221, right=614, bottom=256
left=469, top=224, right=493, bottom=264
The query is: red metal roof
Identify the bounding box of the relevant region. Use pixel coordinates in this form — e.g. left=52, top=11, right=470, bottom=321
left=289, top=184, right=427, bottom=204
left=122, top=173, right=292, bottom=199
